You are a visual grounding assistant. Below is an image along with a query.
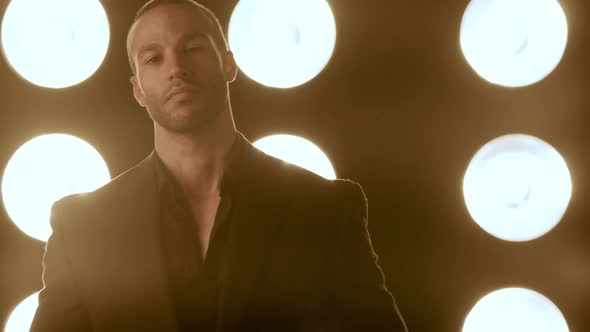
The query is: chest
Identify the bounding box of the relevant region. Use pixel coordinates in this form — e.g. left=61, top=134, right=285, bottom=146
left=187, top=195, right=221, bottom=247
left=188, top=196, right=220, bottom=222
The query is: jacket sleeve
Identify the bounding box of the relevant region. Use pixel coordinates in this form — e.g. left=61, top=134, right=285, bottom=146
left=29, top=201, right=93, bottom=332
left=327, top=181, right=408, bottom=332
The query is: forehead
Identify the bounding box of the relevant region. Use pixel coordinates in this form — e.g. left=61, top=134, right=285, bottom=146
left=130, top=4, right=211, bottom=52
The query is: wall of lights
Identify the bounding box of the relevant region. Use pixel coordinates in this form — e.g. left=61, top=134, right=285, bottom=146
left=459, top=0, right=570, bottom=330
left=0, top=0, right=575, bottom=330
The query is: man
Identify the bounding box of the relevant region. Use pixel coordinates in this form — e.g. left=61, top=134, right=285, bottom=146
left=30, top=0, right=407, bottom=331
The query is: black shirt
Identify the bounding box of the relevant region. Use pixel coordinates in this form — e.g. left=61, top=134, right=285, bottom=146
left=153, top=135, right=242, bottom=331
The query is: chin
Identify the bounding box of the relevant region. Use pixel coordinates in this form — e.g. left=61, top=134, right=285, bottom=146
left=165, top=113, right=222, bottom=134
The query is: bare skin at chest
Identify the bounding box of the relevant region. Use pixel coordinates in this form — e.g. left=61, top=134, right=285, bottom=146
left=188, top=194, right=221, bottom=260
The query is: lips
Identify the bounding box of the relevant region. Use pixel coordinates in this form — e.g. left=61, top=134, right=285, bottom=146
left=167, top=86, right=198, bottom=100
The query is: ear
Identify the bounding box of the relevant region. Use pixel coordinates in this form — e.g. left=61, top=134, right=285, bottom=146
left=130, top=76, right=146, bottom=107
left=222, top=51, right=238, bottom=83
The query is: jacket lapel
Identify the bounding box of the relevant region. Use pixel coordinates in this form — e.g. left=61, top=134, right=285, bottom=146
left=217, top=141, right=291, bottom=332
left=97, top=152, right=177, bottom=330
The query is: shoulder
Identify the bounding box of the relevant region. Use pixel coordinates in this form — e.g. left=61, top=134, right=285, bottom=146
left=51, top=153, right=155, bottom=223
left=230, top=133, right=366, bottom=203
left=250, top=147, right=366, bottom=212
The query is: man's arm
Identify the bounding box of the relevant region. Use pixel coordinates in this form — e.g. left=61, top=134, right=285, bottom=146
left=328, top=181, right=408, bottom=332
left=29, top=202, right=92, bottom=331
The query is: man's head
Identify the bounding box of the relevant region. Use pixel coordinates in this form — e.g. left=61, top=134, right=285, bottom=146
left=126, top=0, right=229, bottom=75
left=127, top=0, right=238, bottom=134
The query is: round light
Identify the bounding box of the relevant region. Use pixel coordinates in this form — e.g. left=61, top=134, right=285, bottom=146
left=4, top=291, right=39, bottom=332
left=460, top=0, right=568, bottom=87
left=463, top=134, right=572, bottom=241
left=253, top=134, right=336, bottom=179
left=1, top=134, right=111, bottom=242
left=1, top=0, right=110, bottom=88
left=228, top=0, right=336, bottom=88
left=463, top=288, right=569, bottom=332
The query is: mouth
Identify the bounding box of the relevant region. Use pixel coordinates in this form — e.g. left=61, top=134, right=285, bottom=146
left=167, top=86, right=198, bottom=100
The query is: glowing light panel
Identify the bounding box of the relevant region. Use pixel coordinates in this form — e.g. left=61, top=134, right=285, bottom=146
left=460, top=0, right=568, bottom=87
left=4, top=291, right=39, bottom=332
left=228, top=0, right=336, bottom=88
left=2, top=134, right=111, bottom=242
left=253, top=134, right=336, bottom=179
left=463, top=288, right=569, bottom=332
left=463, top=134, right=571, bottom=241
left=1, top=0, right=110, bottom=88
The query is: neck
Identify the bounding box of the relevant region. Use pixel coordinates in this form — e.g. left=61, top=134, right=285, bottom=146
left=154, top=108, right=237, bottom=200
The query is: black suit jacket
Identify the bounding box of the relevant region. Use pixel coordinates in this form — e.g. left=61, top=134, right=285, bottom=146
left=30, top=136, right=407, bottom=331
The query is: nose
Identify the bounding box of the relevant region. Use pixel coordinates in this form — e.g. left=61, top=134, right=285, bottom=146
left=167, top=51, right=190, bottom=81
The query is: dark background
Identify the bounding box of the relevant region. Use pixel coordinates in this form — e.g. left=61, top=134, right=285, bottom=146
left=1, top=0, right=588, bottom=331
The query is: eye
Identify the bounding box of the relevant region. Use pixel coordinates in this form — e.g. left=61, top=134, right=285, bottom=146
left=186, top=44, right=205, bottom=52
left=145, top=55, right=161, bottom=64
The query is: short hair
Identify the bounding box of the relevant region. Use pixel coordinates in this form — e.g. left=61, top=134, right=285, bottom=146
left=126, top=0, right=229, bottom=74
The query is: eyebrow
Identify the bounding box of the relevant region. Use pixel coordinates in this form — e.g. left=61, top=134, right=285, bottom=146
left=182, top=32, right=209, bottom=42
left=137, top=43, right=161, bottom=59
left=137, top=32, right=209, bottom=59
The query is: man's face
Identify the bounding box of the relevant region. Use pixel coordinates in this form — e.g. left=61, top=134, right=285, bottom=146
left=128, top=4, right=236, bottom=133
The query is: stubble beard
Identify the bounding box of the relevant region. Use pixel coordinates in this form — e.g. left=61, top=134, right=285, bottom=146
left=148, top=97, right=224, bottom=135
